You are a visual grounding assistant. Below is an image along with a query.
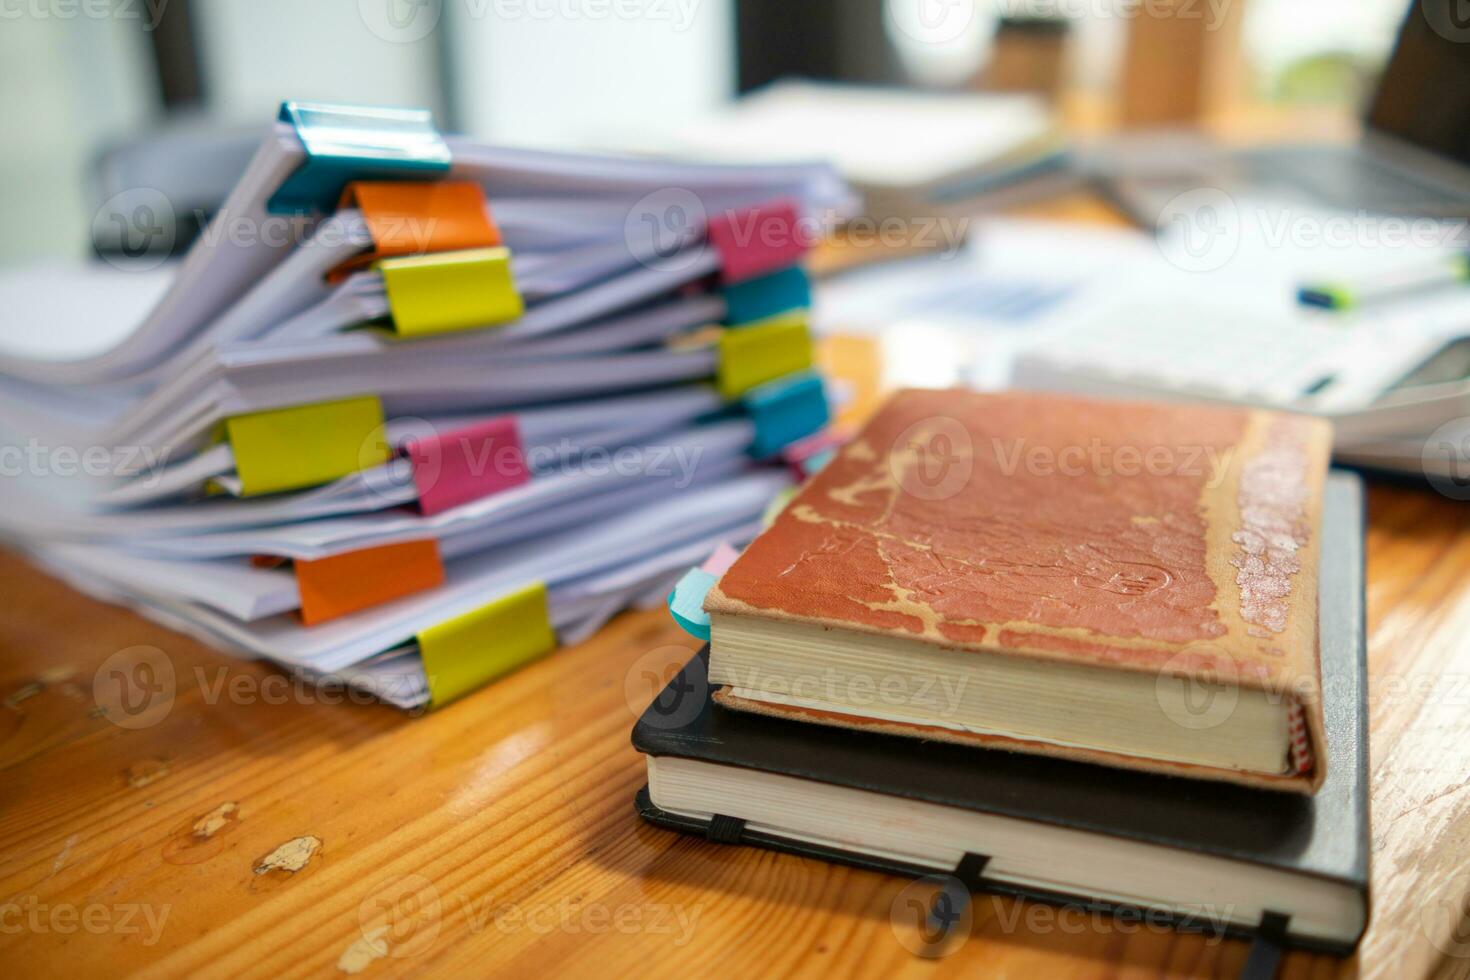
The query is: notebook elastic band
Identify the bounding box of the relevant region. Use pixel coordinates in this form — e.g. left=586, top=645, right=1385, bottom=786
left=706, top=814, right=747, bottom=845
left=1239, top=911, right=1291, bottom=980
left=953, top=852, right=993, bottom=891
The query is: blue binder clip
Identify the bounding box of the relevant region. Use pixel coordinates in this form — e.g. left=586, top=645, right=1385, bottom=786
left=743, top=371, right=829, bottom=458
left=268, top=102, right=453, bottom=215
left=723, top=266, right=811, bottom=326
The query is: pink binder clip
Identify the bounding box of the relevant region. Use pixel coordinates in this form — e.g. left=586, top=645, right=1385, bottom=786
left=781, top=429, right=843, bottom=480
left=706, top=197, right=809, bottom=283
left=404, top=416, right=530, bottom=516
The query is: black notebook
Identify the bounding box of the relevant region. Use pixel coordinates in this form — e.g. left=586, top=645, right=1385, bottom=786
left=633, top=472, right=1369, bottom=955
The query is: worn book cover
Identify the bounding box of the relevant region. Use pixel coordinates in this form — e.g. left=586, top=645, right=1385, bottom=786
left=705, top=389, right=1334, bottom=792
left=635, top=468, right=1367, bottom=951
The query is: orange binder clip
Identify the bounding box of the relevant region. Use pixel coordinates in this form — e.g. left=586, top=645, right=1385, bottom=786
left=295, top=539, right=445, bottom=625
left=326, top=181, right=502, bottom=281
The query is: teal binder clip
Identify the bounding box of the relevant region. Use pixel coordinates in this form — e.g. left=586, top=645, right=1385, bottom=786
left=743, top=371, right=829, bottom=458
left=268, top=102, right=453, bottom=215
left=723, top=266, right=811, bottom=326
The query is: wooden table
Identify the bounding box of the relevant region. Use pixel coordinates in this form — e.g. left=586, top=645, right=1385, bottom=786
left=4, top=197, right=1470, bottom=980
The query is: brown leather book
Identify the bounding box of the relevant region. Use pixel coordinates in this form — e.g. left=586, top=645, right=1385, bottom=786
left=705, top=389, right=1334, bottom=793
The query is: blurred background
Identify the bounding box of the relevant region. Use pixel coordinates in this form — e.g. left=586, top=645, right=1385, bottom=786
left=0, top=0, right=1415, bottom=264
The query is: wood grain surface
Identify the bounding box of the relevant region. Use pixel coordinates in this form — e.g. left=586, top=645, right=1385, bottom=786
left=2, top=197, right=1469, bottom=979
left=1, top=482, right=1467, bottom=979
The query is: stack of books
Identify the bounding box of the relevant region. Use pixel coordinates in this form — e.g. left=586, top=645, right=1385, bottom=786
left=0, top=101, right=856, bottom=711
left=636, top=389, right=1370, bottom=961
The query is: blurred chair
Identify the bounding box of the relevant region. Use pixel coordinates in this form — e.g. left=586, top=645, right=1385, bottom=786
left=90, top=118, right=259, bottom=261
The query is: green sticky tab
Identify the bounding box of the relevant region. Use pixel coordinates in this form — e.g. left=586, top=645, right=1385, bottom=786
left=762, top=486, right=798, bottom=527
left=225, top=395, right=388, bottom=496
left=417, top=581, right=556, bottom=708
left=716, top=314, right=813, bottom=399
left=378, top=246, right=523, bottom=337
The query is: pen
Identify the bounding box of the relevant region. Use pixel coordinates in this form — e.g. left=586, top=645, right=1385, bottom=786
left=1299, top=254, right=1470, bottom=311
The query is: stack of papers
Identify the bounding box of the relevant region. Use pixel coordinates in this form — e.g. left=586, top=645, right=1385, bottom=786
left=1007, top=197, right=1470, bottom=484
left=616, top=81, right=1070, bottom=220
left=0, top=101, right=854, bottom=711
